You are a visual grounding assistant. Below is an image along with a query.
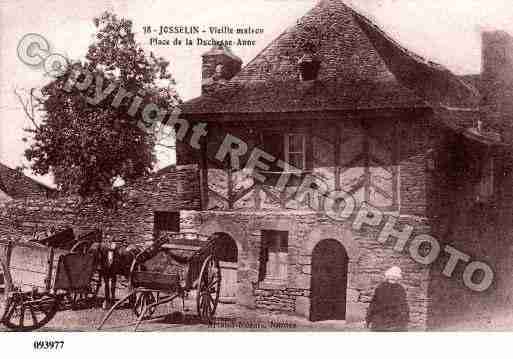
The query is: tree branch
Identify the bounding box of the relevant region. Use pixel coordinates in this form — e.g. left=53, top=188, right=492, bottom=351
left=13, top=87, right=40, bottom=130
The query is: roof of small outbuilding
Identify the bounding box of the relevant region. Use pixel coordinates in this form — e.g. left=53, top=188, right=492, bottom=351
left=0, top=163, right=55, bottom=200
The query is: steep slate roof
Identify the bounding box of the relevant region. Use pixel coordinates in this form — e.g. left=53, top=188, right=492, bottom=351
left=180, top=0, right=479, bottom=117
left=0, top=163, right=55, bottom=200
left=352, top=9, right=480, bottom=108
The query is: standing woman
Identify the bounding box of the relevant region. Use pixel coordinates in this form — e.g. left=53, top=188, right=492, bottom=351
left=366, top=266, right=410, bottom=331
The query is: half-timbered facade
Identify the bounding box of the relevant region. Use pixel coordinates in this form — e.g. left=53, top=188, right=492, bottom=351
left=173, top=0, right=513, bottom=329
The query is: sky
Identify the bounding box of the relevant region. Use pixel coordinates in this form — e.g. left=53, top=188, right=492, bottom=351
left=1, top=0, right=513, bottom=186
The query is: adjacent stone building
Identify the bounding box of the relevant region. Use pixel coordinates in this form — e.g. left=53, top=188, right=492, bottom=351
left=0, top=165, right=200, bottom=243
left=173, top=0, right=513, bottom=329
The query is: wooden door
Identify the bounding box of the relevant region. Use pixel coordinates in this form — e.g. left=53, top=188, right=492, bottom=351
left=310, top=239, right=348, bottom=321
left=220, top=261, right=238, bottom=302
left=213, top=233, right=238, bottom=303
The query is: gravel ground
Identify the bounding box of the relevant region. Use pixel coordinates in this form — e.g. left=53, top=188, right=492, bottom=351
left=29, top=303, right=513, bottom=332
left=4, top=291, right=512, bottom=331
left=0, top=293, right=365, bottom=332
left=7, top=300, right=513, bottom=331
left=0, top=279, right=363, bottom=332
left=37, top=300, right=364, bottom=332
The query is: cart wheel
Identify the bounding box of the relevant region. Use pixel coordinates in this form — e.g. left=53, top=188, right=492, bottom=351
left=1, top=263, right=58, bottom=332
left=2, top=292, right=59, bottom=331
left=0, top=257, right=59, bottom=331
left=133, top=291, right=157, bottom=319
left=196, top=255, right=221, bottom=324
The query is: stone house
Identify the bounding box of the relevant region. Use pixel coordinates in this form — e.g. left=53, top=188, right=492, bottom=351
left=173, top=0, right=513, bottom=329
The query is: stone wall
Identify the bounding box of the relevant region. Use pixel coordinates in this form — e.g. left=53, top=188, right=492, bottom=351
left=419, top=30, right=513, bottom=329
left=426, top=134, right=513, bottom=329
left=173, top=112, right=439, bottom=329
left=172, top=111, right=443, bottom=329
left=255, top=288, right=308, bottom=313
left=189, top=209, right=432, bottom=329
left=0, top=165, right=201, bottom=243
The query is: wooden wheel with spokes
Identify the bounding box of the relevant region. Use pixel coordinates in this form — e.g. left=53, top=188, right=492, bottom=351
left=196, top=255, right=221, bottom=324
left=2, top=292, right=59, bottom=331
left=0, top=260, right=59, bottom=331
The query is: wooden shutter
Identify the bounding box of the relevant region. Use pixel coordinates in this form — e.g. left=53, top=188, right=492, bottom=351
left=262, top=133, right=284, bottom=167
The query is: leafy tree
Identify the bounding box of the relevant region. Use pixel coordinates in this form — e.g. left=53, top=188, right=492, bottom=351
left=23, top=12, right=180, bottom=206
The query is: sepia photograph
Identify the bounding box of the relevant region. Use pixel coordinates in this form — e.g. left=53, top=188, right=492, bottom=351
left=1, top=0, right=513, bottom=356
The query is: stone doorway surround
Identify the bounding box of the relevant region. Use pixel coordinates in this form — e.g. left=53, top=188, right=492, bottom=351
left=296, top=224, right=362, bottom=322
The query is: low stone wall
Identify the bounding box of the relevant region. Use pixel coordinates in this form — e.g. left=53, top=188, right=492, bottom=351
left=0, top=165, right=201, bottom=243
left=255, top=288, right=309, bottom=313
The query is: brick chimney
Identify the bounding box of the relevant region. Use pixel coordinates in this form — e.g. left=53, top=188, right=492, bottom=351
left=201, top=45, right=242, bottom=94
left=481, top=31, right=513, bottom=142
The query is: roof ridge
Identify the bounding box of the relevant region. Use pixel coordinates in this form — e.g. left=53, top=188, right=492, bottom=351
left=351, top=6, right=481, bottom=107
left=348, top=5, right=446, bottom=72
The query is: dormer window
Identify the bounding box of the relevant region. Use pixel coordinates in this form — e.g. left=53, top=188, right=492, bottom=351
left=298, top=53, right=320, bottom=81
left=214, top=64, right=224, bottom=79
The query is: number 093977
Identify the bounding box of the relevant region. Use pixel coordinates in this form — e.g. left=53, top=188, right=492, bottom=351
left=33, top=341, right=64, bottom=350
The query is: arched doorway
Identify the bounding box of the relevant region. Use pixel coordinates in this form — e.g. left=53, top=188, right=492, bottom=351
left=212, top=233, right=238, bottom=303
left=310, top=239, right=348, bottom=322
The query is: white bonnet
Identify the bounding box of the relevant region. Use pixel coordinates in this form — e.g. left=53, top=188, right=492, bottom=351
left=385, top=266, right=402, bottom=279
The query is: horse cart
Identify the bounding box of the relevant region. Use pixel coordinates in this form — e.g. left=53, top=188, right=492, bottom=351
left=27, top=228, right=103, bottom=307
left=0, top=229, right=101, bottom=331
left=98, top=232, right=222, bottom=331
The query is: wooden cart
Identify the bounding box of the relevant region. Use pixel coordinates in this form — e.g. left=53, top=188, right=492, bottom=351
left=26, top=228, right=103, bottom=307
left=98, top=232, right=222, bottom=331
left=0, top=239, right=97, bottom=331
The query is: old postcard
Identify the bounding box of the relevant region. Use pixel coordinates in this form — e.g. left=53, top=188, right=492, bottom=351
left=1, top=0, right=513, bottom=349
